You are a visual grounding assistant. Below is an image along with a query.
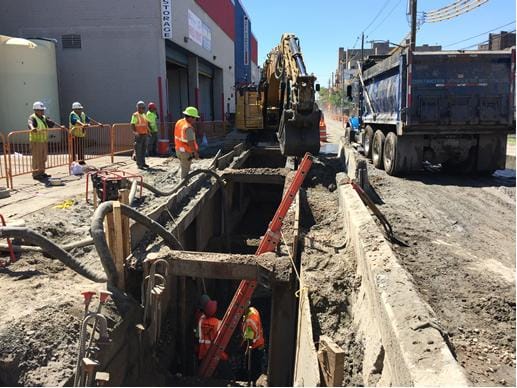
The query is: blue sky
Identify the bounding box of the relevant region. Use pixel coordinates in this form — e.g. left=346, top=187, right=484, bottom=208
left=243, top=0, right=515, bottom=86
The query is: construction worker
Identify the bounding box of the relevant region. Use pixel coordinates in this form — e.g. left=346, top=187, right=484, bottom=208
left=131, top=101, right=151, bottom=169
left=28, top=101, right=65, bottom=180
left=146, top=102, right=159, bottom=156
left=69, top=102, right=101, bottom=164
left=197, top=299, right=233, bottom=379
left=174, top=106, right=200, bottom=180
left=242, top=305, right=265, bottom=383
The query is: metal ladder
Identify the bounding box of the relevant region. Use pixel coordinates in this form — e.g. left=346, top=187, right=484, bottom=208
left=198, top=152, right=313, bottom=378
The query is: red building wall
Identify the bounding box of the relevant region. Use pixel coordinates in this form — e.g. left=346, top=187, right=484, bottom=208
left=195, top=0, right=235, bottom=40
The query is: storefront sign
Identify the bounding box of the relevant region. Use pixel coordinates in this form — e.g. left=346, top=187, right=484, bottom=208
left=161, top=0, right=172, bottom=39
left=188, top=9, right=211, bottom=51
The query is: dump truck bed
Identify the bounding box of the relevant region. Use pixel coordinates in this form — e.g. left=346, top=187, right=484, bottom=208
left=361, top=49, right=515, bottom=135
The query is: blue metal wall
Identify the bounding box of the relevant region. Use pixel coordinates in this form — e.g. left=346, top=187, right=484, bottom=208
left=234, top=0, right=252, bottom=85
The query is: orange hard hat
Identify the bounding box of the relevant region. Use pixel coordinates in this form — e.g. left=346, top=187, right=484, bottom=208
left=204, top=300, right=217, bottom=317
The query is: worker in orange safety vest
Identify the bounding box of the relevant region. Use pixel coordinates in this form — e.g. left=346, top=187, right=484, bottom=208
left=197, top=299, right=234, bottom=379
left=242, top=306, right=266, bottom=383
left=131, top=100, right=151, bottom=169
left=174, top=106, right=200, bottom=180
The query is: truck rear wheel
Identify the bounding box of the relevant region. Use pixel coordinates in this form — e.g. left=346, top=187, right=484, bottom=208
left=383, top=132, right=402, bottom=176
left=363, top=125, right=374, bottom=159
left=372, top=130, right=385, bottom=169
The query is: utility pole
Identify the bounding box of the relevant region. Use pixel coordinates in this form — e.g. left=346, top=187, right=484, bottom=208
left=361, top=32, right=364, bottom=63
left=410, top=0, right=417, bottom=51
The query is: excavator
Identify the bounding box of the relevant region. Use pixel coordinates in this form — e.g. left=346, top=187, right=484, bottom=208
left=260, top=33, right=321, bottom=156
left=234, top=33, right=321, bottom=156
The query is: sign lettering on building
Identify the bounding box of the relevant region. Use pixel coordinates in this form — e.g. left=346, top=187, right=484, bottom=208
left=243, top=16, right=249, bottom=65
left=188, top=9, right=211, bottom=52
left=161, top=0, right=172, bottom=39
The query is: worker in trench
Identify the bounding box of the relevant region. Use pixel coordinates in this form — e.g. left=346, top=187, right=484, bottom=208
left=131, top=101, right=152, bottom=169
left=196, top=298, right=234, bottom=379
left=241, top=304, right=266, bottom=383
left=28, top=101, right=66, bottom=181
left=69, top=101, right=102, bottom=164
left=174, top=106, right=200, bottom=180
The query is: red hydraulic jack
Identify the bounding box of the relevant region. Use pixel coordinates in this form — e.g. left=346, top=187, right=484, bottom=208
left=198, top=152, right=314, bottom=378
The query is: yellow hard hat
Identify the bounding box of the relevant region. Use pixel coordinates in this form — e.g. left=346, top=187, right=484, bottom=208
left=183, top=106, right=200, bottom=118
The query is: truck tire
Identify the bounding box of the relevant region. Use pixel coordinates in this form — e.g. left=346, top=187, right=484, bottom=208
left=383, top=132, right=402, bottom=176
left=372, top=130, right=385, bottom=169
left=363, top=125, right=374, bottom=159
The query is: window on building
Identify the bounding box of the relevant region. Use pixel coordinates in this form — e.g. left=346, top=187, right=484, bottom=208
left=62, top=34, right=81, bottom=49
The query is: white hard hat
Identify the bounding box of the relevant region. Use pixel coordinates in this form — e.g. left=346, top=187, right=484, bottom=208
left=33, top=101, right=46, bottom=110
left=72, top=102, right=83, bottom=109
left=136, top=100, right=145, bottom=107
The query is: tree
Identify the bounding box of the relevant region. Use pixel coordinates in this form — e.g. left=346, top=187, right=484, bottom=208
left=317, top=87, right=352, bottom=113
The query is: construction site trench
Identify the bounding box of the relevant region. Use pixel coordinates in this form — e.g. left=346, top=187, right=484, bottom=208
left=0, top=138, right=507, bottom=386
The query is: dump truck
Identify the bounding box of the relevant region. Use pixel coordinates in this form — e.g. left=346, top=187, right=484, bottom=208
left=347, top=48, right=515, bottom=175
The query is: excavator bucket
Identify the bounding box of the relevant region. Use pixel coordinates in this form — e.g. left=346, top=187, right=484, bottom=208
left=278, top=109, right=321, bottom=156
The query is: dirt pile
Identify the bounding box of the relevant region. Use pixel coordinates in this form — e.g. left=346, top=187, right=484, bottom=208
left=0, top=155, right=218, bottom=386
left=366, top=165, right=516, bottom=386
left=300, top=156, right=364, bottom=386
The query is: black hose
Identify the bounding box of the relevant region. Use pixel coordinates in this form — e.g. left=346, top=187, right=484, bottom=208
left=0, top=227, right=106, bottom=282
left=91, top=169, right=230, bottom=286
left=90, top=202, right=182, bottom=286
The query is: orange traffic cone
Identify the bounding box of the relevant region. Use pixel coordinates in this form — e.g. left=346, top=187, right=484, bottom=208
left=319, top=114, right=328, bottom=142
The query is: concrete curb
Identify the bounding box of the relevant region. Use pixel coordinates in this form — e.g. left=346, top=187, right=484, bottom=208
left=337, top=146, right=470, bottom=386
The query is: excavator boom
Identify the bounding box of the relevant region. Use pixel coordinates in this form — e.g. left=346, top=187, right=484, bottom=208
left=259, top=33, right=321, bottom=156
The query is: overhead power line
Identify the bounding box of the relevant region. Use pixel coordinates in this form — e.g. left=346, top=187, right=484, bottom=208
left=460, top=29, right=516, bottom=49
left=362, top=0, right=394, bottom=34
left=424, top=0, right=489, bottom=23
left=369, top=0, right=404, bottom=36
left=444, top=20, right=516, bottom=48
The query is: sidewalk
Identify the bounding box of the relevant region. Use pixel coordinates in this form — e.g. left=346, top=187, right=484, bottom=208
left=0, top=154, right=173, bottom=221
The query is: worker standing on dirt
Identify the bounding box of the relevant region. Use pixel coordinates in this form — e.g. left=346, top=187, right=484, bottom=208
left=69, top=102, right=101, bottom=164
left=28, top=101, right=66, bottom=180
left=146, top=102, right=159, bottom=157
left=174, top=106, right=200, bottom=180
left=197, top=299, right=233, bottom=379
left=242, top=305, right=265, bottom=383
left=131, top=101, right=151, bottom=169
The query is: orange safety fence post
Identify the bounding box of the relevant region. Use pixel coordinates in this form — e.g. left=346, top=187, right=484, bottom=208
left=0, top=133, right=10, bottom=188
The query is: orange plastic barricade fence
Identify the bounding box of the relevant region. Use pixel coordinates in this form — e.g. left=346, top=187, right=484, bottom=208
left=6, top=128, right=69, bottom=188
left=69, top=124, right=112, bottom=166
left=0, top=134, right=10, bottom=188
left=111, top=123, right=135, bottom=163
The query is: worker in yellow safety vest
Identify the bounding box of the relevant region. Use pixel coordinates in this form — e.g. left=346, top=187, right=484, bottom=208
left=131, top=101, right=152, bottom=169
left=174, top=106, right=200, bottom=180
left=69, top=101, right=101, bottom=164
left=242, top=306, right=266, bottom=383
left=146, top=102, right=159, bottom=156
left=28, top=101, right=65, bottom=180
